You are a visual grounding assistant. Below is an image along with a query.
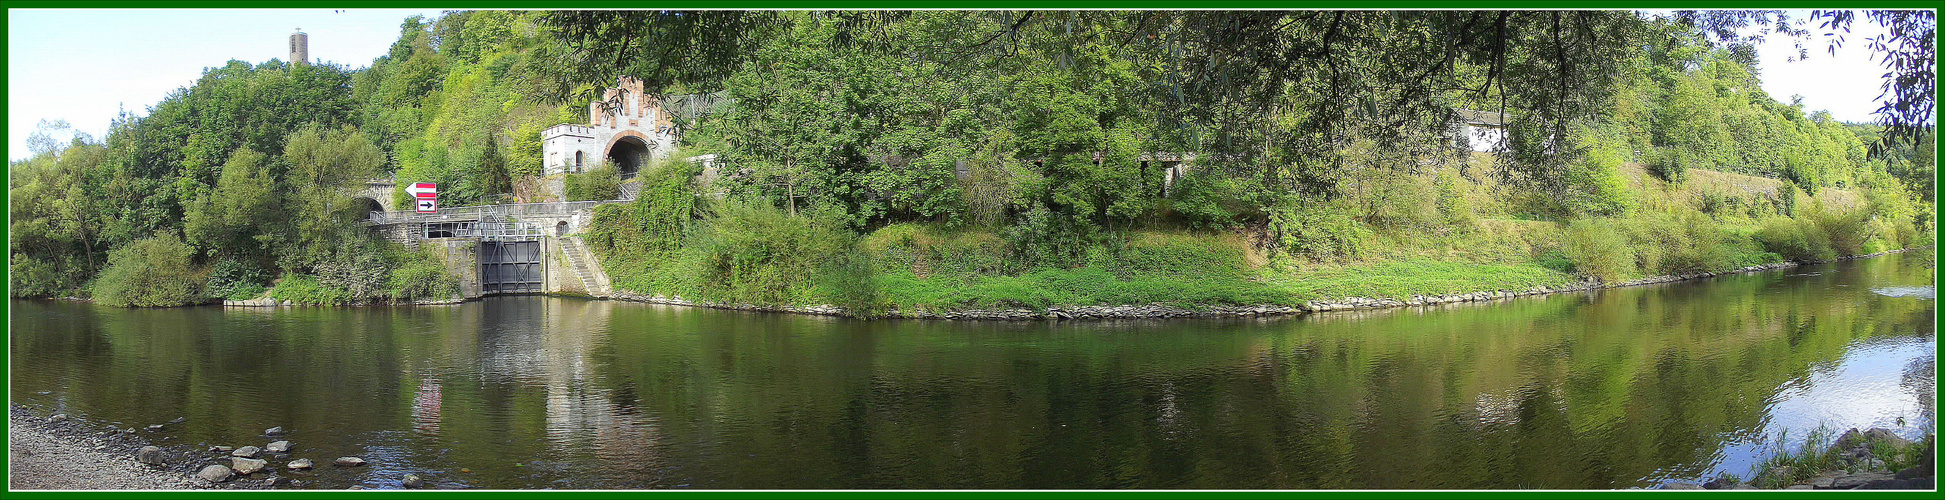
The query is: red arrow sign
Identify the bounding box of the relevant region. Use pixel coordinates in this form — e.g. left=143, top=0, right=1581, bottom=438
left=406, top=182, right=438, bottom=199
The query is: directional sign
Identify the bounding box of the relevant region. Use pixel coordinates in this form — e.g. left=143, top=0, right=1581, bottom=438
left=406, top=182, right=438, bottom=199
left=416, top=198, right=438, bottom=214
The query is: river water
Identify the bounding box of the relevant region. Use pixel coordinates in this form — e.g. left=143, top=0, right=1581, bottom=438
left=9, top=251, right=1935, bottom=489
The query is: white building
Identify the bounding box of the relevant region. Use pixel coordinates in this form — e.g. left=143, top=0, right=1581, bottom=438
left=542, top=76, right=680, bottom=177
left=1450, top=108, right=1508, bottom=153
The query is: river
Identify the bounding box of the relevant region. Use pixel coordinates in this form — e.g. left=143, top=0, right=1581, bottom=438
left=9, top=251, right=1935, bottom=489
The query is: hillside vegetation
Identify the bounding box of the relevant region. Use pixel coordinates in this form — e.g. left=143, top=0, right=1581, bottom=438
left=9, top=10, right=1934, bottom=310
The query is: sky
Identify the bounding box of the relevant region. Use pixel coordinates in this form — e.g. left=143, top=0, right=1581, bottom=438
left=4, top=9, right=1915, bottom=162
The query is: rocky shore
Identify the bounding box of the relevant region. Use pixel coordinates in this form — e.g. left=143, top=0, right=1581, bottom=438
left=1660, top=428, right=1935, bottom=490
left=6, top=406, right=400, bottom=490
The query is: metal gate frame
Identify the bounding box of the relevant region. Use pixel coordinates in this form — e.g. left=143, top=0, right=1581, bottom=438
left=480, top=240, right=544, bottom=293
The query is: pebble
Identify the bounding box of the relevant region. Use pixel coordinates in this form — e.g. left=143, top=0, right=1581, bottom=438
left=231, top=446, right=261, bottom=458
left=264, top=426, right=285, bottom=436
left=265, top=440, right=290, bottom=453
left=286, top=458, right=314, bottom=470
left=403, top=473, right=425, bottom=488
left=334, top=456, right=368, bottom=467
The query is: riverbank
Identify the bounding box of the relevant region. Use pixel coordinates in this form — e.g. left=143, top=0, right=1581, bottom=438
left=595, top=247, right=1925, bottom=320
left=1661, top=428, right=1935, bottom=490
left=8, top=407, right=199, bottom=490
left=7, top=406, right=324, bottom=490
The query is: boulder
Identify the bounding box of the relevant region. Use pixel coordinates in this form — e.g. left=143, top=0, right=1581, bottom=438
left=231, top=457, right=268, bottom=475
left=403, top=474, right=425, bottom=488
left=265, top=440, right=291, bottom=453
left=197, top=465, right=234, bottom=483
left=136, top=446, right=163, bottom=465
left=1832, top=471, right=1896, bottom=489
left=1863, top=428, right=1912, bottom=448
left=231, top=446, right=261, bottom=458
left=286, top=458, right=314, bottom=470
left=334, top=456, right=368, bottom=467
left=264, top=426, right=286, bottom=436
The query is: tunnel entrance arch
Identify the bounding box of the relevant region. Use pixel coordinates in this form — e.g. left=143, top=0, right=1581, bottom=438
left=352, top=196, right=385, bottom=221
left=604, top=132, right=652, bottom=178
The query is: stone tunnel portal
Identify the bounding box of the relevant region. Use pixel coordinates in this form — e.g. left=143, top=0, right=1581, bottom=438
left=607, top=135, right=650, bottom=178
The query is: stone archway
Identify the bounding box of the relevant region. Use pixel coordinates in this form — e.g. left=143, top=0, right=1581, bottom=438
left=604, top=131, right=652, bottom=178
left=352, top=196, right=386, bottom=221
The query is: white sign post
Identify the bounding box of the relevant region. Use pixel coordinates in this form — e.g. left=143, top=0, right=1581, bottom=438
left=408, top=182, right=438, bottom=214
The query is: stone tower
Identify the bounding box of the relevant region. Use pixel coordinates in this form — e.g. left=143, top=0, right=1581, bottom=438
left=290, top=29, right=309, bottom=66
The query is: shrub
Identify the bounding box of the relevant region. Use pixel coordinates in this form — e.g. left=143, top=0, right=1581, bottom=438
left=92, top=234, right=207, bottom=307
left=564, top=162, right=621, bottom=201
left=689, top=201, right=865, bottom=306
left=1271, top=202, right=1371, bottom=263
left=1563, top=218, right=1634, bottom=282
left=267, top=273, right=350, bottom=305
left=1754, top=216, right=1835, bottom=262
left=388, top=250, right=459, bottom=300
left=206, top=258, right=272, bottom=300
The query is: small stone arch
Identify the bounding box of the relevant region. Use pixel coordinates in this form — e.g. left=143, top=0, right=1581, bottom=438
left=555, top=220, right=569, bottom=236
left=351, top=196, right=385, bottom=221
left=603, top=130, right=653, bottom=178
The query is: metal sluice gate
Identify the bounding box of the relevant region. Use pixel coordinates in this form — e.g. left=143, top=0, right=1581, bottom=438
left=479, top=240, right=544, bottom=293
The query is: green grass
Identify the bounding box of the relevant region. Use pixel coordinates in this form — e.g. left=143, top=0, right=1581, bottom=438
left=1263, top=259, right=1578, bottom=301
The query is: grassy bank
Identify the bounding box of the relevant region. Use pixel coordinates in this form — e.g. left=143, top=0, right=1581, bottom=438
left=583, top=157, right=1928, bottom=317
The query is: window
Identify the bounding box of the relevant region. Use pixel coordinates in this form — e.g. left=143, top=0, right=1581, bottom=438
left=575, top=151, right=584, bottom=169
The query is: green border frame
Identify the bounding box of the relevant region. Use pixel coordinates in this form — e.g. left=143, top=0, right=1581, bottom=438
left=4, top=1, right=1939, bottom=498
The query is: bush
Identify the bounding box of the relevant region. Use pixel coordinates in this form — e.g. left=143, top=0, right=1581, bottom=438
left=1754, top=216, right=1835, bottom=262
left=1563, top=218, right=1634, bottom=282
left=564, top=162, right=621, bottom=201
left=1165, top=171, right=1247, bottom=229
left=267, top=273, right=350, bottom=305
left=206, top=258, right=272, bottom=300
left=92, top=234, right=207, bottom=307
left=689, top=201, right=867, bottom=306
left=1271, top=202, right=1371, bottom=263
left=388, top=250, right=460, bottom=300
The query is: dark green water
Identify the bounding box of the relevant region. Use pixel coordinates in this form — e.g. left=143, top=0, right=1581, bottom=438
left=10, top=252, right=1935, bottom=489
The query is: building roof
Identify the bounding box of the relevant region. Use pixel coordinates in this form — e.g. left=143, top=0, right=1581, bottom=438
left=1453, top=108, right=1508, bottom=126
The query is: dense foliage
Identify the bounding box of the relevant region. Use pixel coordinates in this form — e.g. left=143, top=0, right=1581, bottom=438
left=9, top=10, right=1935, bottom=309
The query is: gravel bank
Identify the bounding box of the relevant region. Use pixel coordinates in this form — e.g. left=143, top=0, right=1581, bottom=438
left=8, top=409, right=196, bottom=490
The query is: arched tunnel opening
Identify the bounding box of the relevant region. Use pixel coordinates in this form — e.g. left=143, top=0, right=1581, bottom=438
left=353, top=196, right=385, bottom=221
left=607, top=136, right=650, bottom=178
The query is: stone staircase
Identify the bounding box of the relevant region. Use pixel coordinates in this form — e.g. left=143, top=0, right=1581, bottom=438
left=558, top=236, right=611, bottom=297
left=618, top=181, right=642, bottom=201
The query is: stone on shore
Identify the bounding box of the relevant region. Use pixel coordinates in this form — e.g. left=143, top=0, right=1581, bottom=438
left=231, top=445, right=261, bottom=458
left=265, top=440, right=290, bottom=453
left=1831, top=471, right=1896, bottom=489
left=136, top=445, right=163, bottom=465
left=335, top=456, right=367, bottom=467
left=264, top=426, right=285, bottom=435
left=197, top=464, right=234, bottom=483
left=231, top=457, right=267, bottom=475
left=403, top=474, right=425, bottom=488
left=286, top=458, right=314, bottom=470
left=146, top=424, right=165, bottom=431
left=47, top=414, right=67, bottom=423
left=209, top=445, right=233, bottom=453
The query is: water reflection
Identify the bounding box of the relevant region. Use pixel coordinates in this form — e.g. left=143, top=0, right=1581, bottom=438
left=8, top=252, right=1935, bottom=489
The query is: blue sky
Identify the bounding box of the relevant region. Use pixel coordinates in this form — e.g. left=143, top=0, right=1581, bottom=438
left=5, top=9, right=1909, bottom=161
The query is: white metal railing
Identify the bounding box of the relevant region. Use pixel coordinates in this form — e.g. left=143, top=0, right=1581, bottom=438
left=366, top=200, right=618, bottom=225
